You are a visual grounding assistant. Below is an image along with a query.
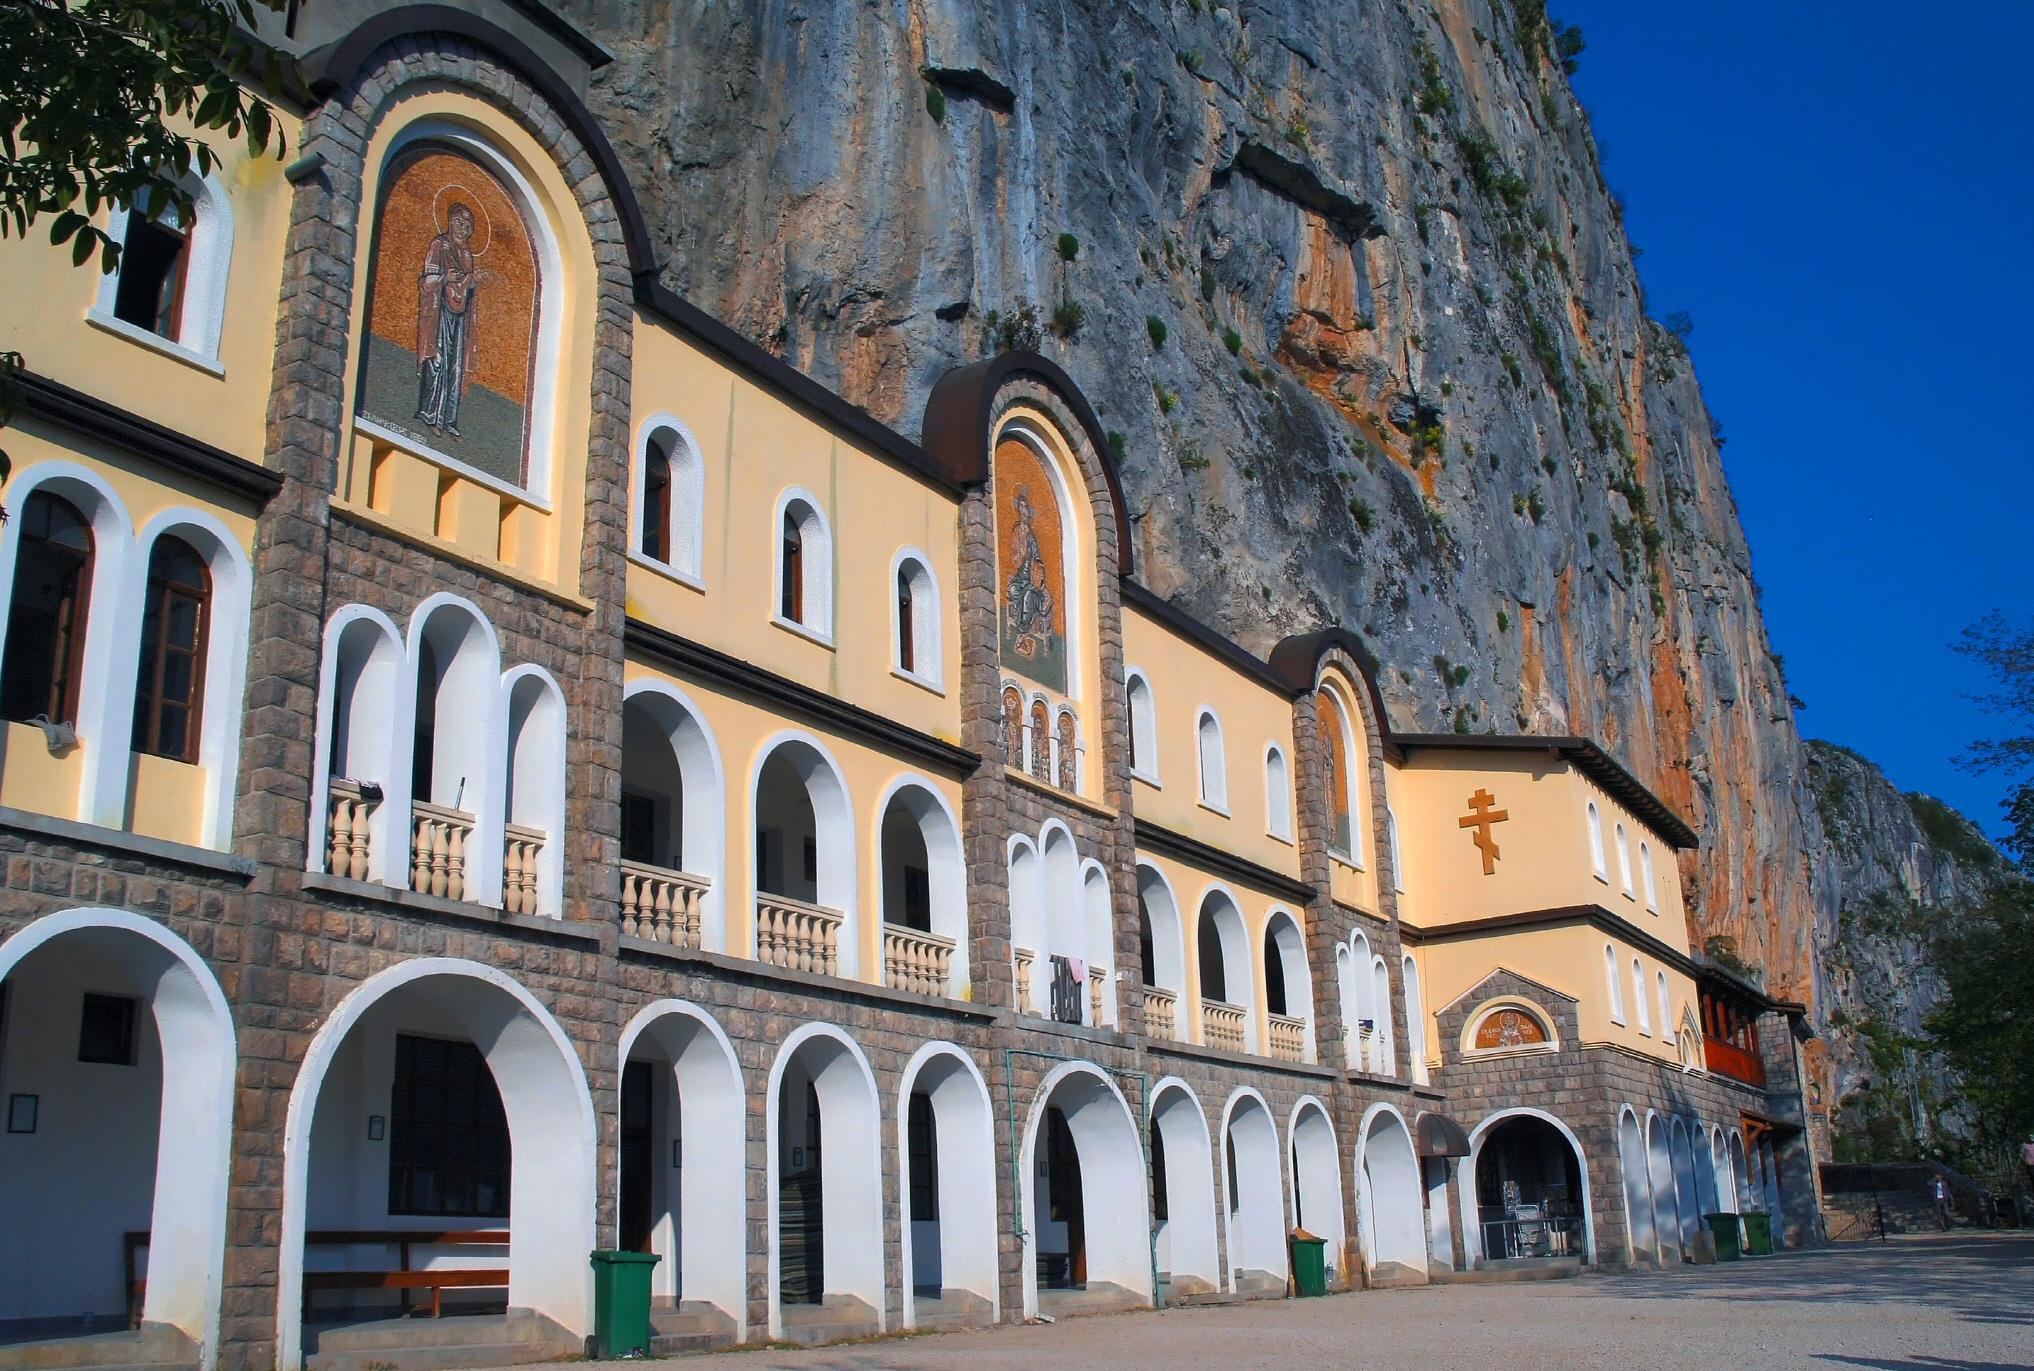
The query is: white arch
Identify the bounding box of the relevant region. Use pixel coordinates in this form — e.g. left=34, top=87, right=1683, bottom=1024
left=615, top=1000, right=746, bottom=1338
left=874, top=775, right=968, bottom=994
left=772, top=486, right=834, bottom=642
left=750, top=729, right=859, bottom=977
left=1640, top=840, right=1659, bottom=910
left=1728, top=1129, right=1750, bottom=1216
left=1017, top=1061, right=1151, bottom=1318
left=1263, top=743, right=1293, bottom=841
left=1080, top=860, right=1115, bottom=1027
left=502, top=664, right=566, bottom=918
left=1669, top=1117, right=1700, bottom=1254
left=1402, top=954, right=1429, bottom=1084
left=1315, top=674, right=1367, bottom=867
left=1644, top=1111, right=1678, bottom=1262
left=1347, top=930, right=1378, bottom=1070
left=1370, top=954, right=1396, bottom=1077
left=405, top=594, right=508, bottom=906
left=632, top=411, right=707, bottom=582
left=1586, top=800, right=1607, bottom=879
left=888, top=547, right=942, bottom=689
left=765, top=1023, right=883, bottom=1336
left=1135, top=863, right=1185, bottom=1034
left=895, top=1043, right=998, bottom=1326
left=1196, top=884, right=1255, bottom=1052
left=1335, top=943, right=1359, bottom=1068
left=1356, top=1102, right=1427, bottom=1279
left=1287, top=1097, right=1345, bottom=1284
left=0, top=461, right=137, bottom=829
left=0, top=910, right=235, bottom=1368
left=311, top=603, right=409, bottom=882
left=1615, top=822, right=1634, bottom=896
left=1124, top=668, right=1158, bottom=783
left=1148, top=1078, right=1219, bottom=1295
left=1217, top=1088, right=1286, bottom=1290
left=1007, top=834, right=1043, bottom=1012
left=1194, top=707, right=1228, bottom=811
left=277, top=957, right=598, bottom=1370
left=621, top=677, right=730, bottom=950
left=92, top=172, right=234, bottom=366
left=1617, top=1106, right=1655, bottom=1266
left=1263, top=908, right=1313, bottom=1061
left=1604, top=943, right=1626, bottom=1023
left=1458, top=1106, right=1598, bottom=1268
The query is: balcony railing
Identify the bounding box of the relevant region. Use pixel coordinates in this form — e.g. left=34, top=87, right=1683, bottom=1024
left=755, top=892, right=843, bottom=976
left=1268, top=1012, right=1307, bottom=1063
left=1704, top=1035, right=1768, bottom=1088
left=883, top=924, right=956, bottom=998
left=1479, top=1211, right=1583, bottom=1261
left=325, top=778, right=379, bottom=881
left=1142, top=986, right=1179, bottom=1040
left=411, top=801, right=477, bottom=902
left=620, top=861, right=709, bottom=947
left=1013, top=946, right=1035, bottom=1009
left=502, top=824, right=545, bottom=916
left=1088, top=965, right=1108, bottom=1027
left=1203, top=999, right=1246, bottom=1053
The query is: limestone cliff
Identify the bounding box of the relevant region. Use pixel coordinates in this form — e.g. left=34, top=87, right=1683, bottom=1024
left=573, top=2, right=1829, bottom=1021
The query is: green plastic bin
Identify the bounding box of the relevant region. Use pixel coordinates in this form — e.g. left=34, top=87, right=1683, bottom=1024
left=1742, top=1211, right=1774, bottom=1256
left=589, top=1249, right=660, bottom=1359
left=1703, top=1212, right=1742, bottom=1261
left=1289, top=1230, right=1329, bottom=1297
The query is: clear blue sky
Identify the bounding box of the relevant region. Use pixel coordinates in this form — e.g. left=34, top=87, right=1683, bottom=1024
left=1558, top=2, right=2034, bottom=838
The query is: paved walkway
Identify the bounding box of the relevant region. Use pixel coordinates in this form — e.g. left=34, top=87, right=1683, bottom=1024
left=604, top=1234, right=2034, bottom=1370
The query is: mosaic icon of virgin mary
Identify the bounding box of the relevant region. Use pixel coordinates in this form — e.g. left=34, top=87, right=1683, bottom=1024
left=415, top=201, right=484, bottom=437
left=1004, top=487, right=1058, bottom=662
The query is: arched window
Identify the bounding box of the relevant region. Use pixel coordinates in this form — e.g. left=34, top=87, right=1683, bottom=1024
left=1656, top=970, right=1672, bottom=1037
left=633, top=419, right=706, bottom=577
left=1, top=491, right=95, bottom=726
left=1640, top=841, right=1659, bottom=911
left=1632, top=958, right=1651, bottom=1035
left=1029, top=698, right=1051, bottom=781
left=640, top=434, right=670, bottom=561
left=774, top=493, right=832, bottom=638
left=1000, top=683, right=1024, bottom=767
left=1055, top=709, right=1078, bottom=792
left=1587, top=801, right=1607, bottom=880
left=1615, top=823, right=1634, bottom=897
left=1264, top=745, right=1293, bottom=840
left=892, top=553, right=940, bottom=687
left=1125, top=669, right=1158, bottom=782
left=113, top=196, right=193, bottom=339
left=1196, top=709, right=1227, bottom=811
left=1315, top=687, right=1361, bottom=863
left=92, top=175, right=233, bottom=364
left=130, top=536, right=211, bottom=761
left=1605, top=943, right=1625, bottom=1024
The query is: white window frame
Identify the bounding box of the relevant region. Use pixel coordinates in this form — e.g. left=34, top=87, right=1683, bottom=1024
left=1125, top=667, right=1159, bottom=785
left=1195, top=706, right=1228, bottom=814
left=1632, top=958, right=1651, bottom=1035
left=1640, top=840, right=1659, bottom=911
left=629, top=413, right=706, bottom=587
left=1605, top=943, right=1625, bottom=1024
left=1615, top=822, right=1634, bottom=898
left=1587, top=800, right=1607, bottom=882
left=888, top=547, right=942, bottom=692
left=1655, top=970, right=1672, bottom=1038
left=89, top=172, right=234, bottom=374
left=1264, top=743, right=1293, bottom=842
left=771, top=487, right=834, bottom=646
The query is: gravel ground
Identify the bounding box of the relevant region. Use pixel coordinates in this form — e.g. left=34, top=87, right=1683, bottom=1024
left=573, top=1233, right=2034, bottom=1371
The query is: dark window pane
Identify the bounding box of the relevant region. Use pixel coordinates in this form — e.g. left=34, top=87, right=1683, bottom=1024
left=3, top=492, right=94, bottom=725
left=78, top=993, right=138, bottom=1066
left=388, top=1033, right=510, bottom=1218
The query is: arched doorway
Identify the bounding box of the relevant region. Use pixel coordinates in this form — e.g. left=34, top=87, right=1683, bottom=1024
left=896, top=1044, right=998, bottom=1329
left=1148, top=1081, right=1219, bottom=1299
left=1469, top=1113, right=1586, bottom=1264
left=767, top=1026, right=882, bottom=1340
left=1617, top=1108, right=1656, bottom=1267
left=1262, top=911, right=1312, bottom=1062
left=1021, top=1063, right=1150, bottom=1318
left=875, top=780, right=967, bottom=997
left=1287, top=1100, right=1344, bottom=1288
left=1645, top=1113, right=1678, bottom=1263
left=1669, top=1118, right=1701, bottom=1253
left=277, top=959, right=597, bottom=1371
left=0, top=911, right=234, bottom=1366
left=752, top=735, right=856, bottom=979
left=619, top=683, right=725, bottom=951
left=1221, top=1091, right=1286, bottom=1293
left=1359, top=1106, right=1427, bottom=1282
left=1196, top=890, right=1253, bottom=1053
left=615, top=1002, right=745, bottom=1345
left=1136, top=865, right=1185, bottom=1039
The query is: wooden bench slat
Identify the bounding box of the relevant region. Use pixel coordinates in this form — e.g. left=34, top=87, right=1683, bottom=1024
left=302, top=1271, right=508, bottom=1290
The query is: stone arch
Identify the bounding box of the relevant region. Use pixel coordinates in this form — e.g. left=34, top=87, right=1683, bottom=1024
left=1218, top=1088, right=1286, bottom=1291
left=1669, top=1117, right=1701, bottom=1255
left=1147, top=1078, right=1219, bottom=1297
left=1356, top=1102, right=1427, bottom=1280
left=619, top=678, right=729, bottom=950
left=1617, top=1105, right=1656, bottom=1266
left=0, top=910, right=235, bottom=1366
left=750, top=730, right=858, bottom=977
left=1287, top=1097, right=1345, bottom=1285
left=1018, top=1061, right=1150, bottom=1318
left=765, top=1024, right=883, bottom=1335
left=277, top=957, right=598, bottom=1370
left=614, top=1000, right=746, bottom=1337
left=1644, top=1111, right=1678, bottom=1262
left=406, top=593, right=507, bottom=905
left=1459, top=995, right=1561, bottom=1057
left=312, top=604, right=409, bottom=883
left=895, top=1043, right=998, bottom=1325
left=1459, top=1106, right=1595, bottom=1268
left=874, top=776, right=968, bottom=994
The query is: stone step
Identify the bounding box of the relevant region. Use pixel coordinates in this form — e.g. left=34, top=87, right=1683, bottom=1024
left=647, top=1301, right=737, bottom=1354
left=776, top=1295, right=881, bottom=1348
left=1231, top=1269, right=1288, bottom=1299
left=306, top=1312, right=575, bottom=1371
left=1037, top=1282, right=1145, bottom=1319
left=908, top=1288, right=993, bottom=1332
left=306, top=1341, right=553, bottom=1371
left=1436, top=1256, right=1583, bottom=1284
left=1367, top=1261, right=1430, bottom=1289
left=0, top=1326, right=195, bottom=1371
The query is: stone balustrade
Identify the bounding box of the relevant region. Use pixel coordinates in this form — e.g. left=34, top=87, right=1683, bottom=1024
left=1142, top=985, right=1179, bottom=1040
left=1013, top=947, right=1035, bottom=1009
left=883, top=925, right=956, bottom=998
left=325, top=778, right=378, bottom=881
left=502, top=824, right=545, bottom=916
left=1203, top=999, right=1247, bottom=1054
left=410, top=800, right=476, bottom=901
left=621, top=861, right=710, bottom=947
left=1088, top=965, right=1108, bottom=1027
left=755, top=892, right=843, bottom=977
left=1268, top=1012, right=1307, bottom=1063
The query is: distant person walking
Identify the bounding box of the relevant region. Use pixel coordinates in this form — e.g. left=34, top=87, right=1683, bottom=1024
left=1933, top=1174, right=1953, bottom=1231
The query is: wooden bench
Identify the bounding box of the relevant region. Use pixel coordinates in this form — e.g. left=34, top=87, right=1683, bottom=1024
left=301, top=1230, right=509, bottom=1320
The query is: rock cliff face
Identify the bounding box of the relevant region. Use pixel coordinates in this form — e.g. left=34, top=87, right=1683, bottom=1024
left=573, top=2, right=1828, bottom=1014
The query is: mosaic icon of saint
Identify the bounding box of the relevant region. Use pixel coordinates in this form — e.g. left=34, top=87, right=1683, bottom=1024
left=1004, top=487, right=1058, bottom=661
left=416, top=202, right=484, bottom=436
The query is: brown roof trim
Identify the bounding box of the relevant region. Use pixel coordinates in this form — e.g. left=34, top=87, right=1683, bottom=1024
left=1121, top=581, right=1297, bottom=697
left=1267, top=629, right=1404, bottom=763
left=1132, top=817, right=1316, bottom=906
left=16, top=371, right=283, bottom=505
left=920, top=351, right=1136, bottom=577
left=1391, top=732, right=1699, bottom=849
left=1412, top=903, right=1700, bottom=979
left=625, top=619, right=980, bottom=777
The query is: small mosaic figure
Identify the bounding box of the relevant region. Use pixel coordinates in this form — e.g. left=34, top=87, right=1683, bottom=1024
left=416, top=202, right=482, bottom=436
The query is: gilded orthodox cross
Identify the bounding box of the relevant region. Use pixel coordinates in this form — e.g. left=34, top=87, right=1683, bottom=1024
left=1458, top=788, right=1509, bottom=875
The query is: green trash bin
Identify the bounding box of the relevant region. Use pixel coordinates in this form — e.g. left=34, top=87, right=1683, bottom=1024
left=589, top=1250, right=660, bottom=1359
left=1742, top=1211, right=1774, bottom=1256
left=1289, top=1229, right=1329, bottom=1297
left=1704, top=1212, right=1742, bottom=1261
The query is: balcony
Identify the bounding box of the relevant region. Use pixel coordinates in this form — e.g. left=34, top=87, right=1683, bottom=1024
left=1142, top=986, right=1179, bottom=1041
left=501, top=823, right=546, bottom=916
left=620, top=861, right=710, bottom=947
left=1704, top=1034, right=1768, bottom=1088
left=1202, top=1000, right=1246, bottom=1054
left=1014, top=946, right=1035, bottom=1007
left=1267, top=1012, right=1307, bottom=1063
left=755, top=892, right=843, bottom=976
left=325, top=778, right=380, bottom=881
left=410, top=800, right=477, bottom=901
left=883, top=924, right=956, bottom=998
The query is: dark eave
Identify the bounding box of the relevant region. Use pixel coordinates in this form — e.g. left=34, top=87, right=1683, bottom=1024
left=1411, top=903, right=1701, bottom=980
left=15, top=371, right=283, bottom=506
left=1391, top=732, right=1700, bottom=850
left=1121, top=580, right=1298, bottom=697
left=1132, top=817, right=1316, bottom=906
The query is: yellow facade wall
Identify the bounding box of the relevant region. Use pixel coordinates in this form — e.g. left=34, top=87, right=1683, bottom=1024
left=1134, top=847, right=1314, bottom=1058
left=624, top=322, right=965, bottom=747
left=1123, top=607, right=1301, bottom=882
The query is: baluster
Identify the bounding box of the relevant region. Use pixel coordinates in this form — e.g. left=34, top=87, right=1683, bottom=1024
left=348, top=802, right=372, bottom=881
left=621, top=871, right=642, bottom=938
left=446, top=822, right=466, bottom=901
left=651, top=878, right=673, bottom=943
left=412, top=813, right=432, bottom=893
